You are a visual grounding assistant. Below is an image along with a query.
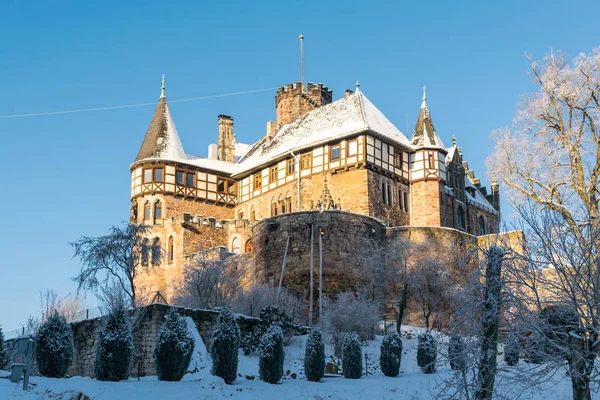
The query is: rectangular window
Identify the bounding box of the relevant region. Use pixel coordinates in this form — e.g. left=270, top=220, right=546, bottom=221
left=301, top=153, right=311, bottom=170
left=398, top=190, right=403, bottom=210
left=287, top=159, right=296, bottom=175
left=144, top=204, right=151, bottom=220
left=382, top=182, right=386, bottom=204
left=227, top=180, right=235, bottom=195
left=331, top=145, right=341, bottom=161
left=348, top=140, right=358, bottom=156
left=270, top=166, right=278, bottom=183
left=428, top=152, right=434, bottom=169
left=186, top=172, right=195, bottom=187
left=217, top=179, right=226, bottom=193
left=153, top=168, right=163, bottom=183
left=387, top=185, right=392, bottom=205
left=394, top=151, right=403, bottom=168
left=403, top=192, right=409, bottom=212
left=176, top=170, right=185, bottom=185
left=143, top=169, right=152, bottom=183
left=254, top=173, right=262, bottom=190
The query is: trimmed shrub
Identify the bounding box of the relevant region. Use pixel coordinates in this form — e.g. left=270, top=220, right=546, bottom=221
left=36, top=312, right=74, bottom=378
left=304, top=329, right=325, bottom=382
left=380, top=332, right=403, bottom=377
left=342, top=333, right=362, bottom=379
left=95, top=309, right=134, bottom=381
left=240, top=306, right=302, bottom=355
left=210, top=309, right=240, bottom=384
left=259, top=325, right=285, bottom=384
left=504, top=334, right=520, bottom=366
left=417, top=333, right=437, bottom=374
left=153, top=312, right=195, bottom=381
left=448, top=334, right=466, bottom=371
left=0, top=327, right=8, bottom=370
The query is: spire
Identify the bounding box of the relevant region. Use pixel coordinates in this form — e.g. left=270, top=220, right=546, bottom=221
left=134, top=83, right=186, bottom=163
left=355, top=80, right=361, bottom=94
left=411, top=86, right=445, bottom=149
left=160, top=74, right=166, bottom=99
left=452, top=135, right=456, bottom=146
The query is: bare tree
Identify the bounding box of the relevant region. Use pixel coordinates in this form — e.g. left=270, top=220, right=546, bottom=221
left=172, top=248, right=247, bottom=310
left=488, top=47, right=600, bottom=400
left=407, top=257, right=452, bottom=330
left=71, top=222, right=162, bottom=308
left=230, top=284, right=305, bottom=324
left=56, top=294, right=85, bottom=323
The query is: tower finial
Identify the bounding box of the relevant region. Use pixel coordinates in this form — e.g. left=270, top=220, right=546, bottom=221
left=452, top=135, right=456, bottom=146
left=355, top=80, right=361, bottom=94
left=299, top=34, right=305, bottom=92
left=421, top=86, right=427, bottom=108
left=160, top=74, right=166, bottom=99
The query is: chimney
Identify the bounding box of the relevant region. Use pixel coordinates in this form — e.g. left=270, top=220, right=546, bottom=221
left=265, top=121, right=280, bottom=144
left=345, top=89, right=354, bottom=98
left=208, top=144, right=218, bottom=160
left=217, top=115, right=235, bottom=162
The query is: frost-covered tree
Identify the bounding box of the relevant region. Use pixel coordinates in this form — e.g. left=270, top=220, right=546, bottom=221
left=72, top=222, right=162, bottom=308
left=259, top=325, right=285, bottom=384
left=231, top=284, right=304, bottom=324
left=407, top=257, right=451, bottom=330
left=95, top=309, right=134, bottom=381
left=489, top=47, right=600, bottom=400
left=35, top=312, right=74, bottom=378
left=153, top=311, right=195, bottom=381
left=380, top=332, right=402, bottom=377
left=417, top=333, right=437, bottom=374
left=0, top=327, right=7, bottom=370
left=210, top=308, right=240, bottom=384
left=504, top=333, right=520, bottom=367
left=342, top=333, right=362, bottom=379
left=304, top=328, right=325, bottom=382
left=448, top=334, right=467, bottom=372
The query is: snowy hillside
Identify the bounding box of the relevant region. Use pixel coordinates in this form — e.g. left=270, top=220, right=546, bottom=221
left=0, top=326, right=577, bottom=399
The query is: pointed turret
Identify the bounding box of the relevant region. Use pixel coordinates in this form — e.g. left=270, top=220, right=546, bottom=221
left=411, top=86, right=445, bottom=149
left=134, top=76, right=186, bottom=162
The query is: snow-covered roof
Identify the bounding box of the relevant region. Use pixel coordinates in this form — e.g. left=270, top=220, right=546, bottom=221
left=234, top=142, right=252, bottom=162
left=465, top=176, right=498, bottom=214
left=235, top=90, right=411, bottom=175
left=410, top=89, right=445, bottom=150
left=134, top=97, right=186, bottom=162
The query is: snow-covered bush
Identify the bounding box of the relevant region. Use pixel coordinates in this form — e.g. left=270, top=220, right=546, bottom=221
left=210, top=308, right=240, bottom=384
left=95, top=309, right=134, bottom=381
left=380, top=332, right=402, bottom=377
left=321, top=292, right=379, bottom=357
left=417, top=333, right=437, bottom=374
left=342, top=333, right=362, bottom=379
left=504, top=334, right=520, bottom=366
left=448, top=334, right=466, bottom=371
left=259, top=325, right=285, bottom=384
left=240, top=306, right=302, bottom=355
left=231, top=284, right=305, bottom=324
left=153, top=311, right=195, bottom=381
left=35, top=312, right=74, bottom=378
left=304, top=328, right=325, bottom=382
left=0, top=327, right=7, bottom=370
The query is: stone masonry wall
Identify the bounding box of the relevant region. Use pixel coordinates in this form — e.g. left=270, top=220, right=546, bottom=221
left=409, top=180, right=442, bottom=226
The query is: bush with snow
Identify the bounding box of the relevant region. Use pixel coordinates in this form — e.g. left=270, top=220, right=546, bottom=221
left=210, top=308, right=240, bottom=384
left=153, top=311, right=195, bottom=381
left=321, top=292, right=379, bottom=357
left=448, top=334, right=466, bottom=371
left=95, top=309, right=134, bottom=381
left=259, top=325, right=285, bottom=384
left=380, top=332, right=402, bottom=377
left=304, top=328, right=325, bottom=382
left=0, top=327, right=7, bottom=370
left=35, top=312, right=74, bottom=378
left=240, top=306, right=301, bottom=355
left=417, top=333, right=437, bottom=374
left=504, top=333, right=520, bottom=366
left=342, top=333, right=362, bottom=379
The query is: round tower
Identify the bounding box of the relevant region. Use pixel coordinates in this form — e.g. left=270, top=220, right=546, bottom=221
left=275, top=81, right=333, bottom=125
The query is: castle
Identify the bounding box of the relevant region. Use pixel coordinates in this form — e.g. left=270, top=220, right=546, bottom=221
left=129, top=77, right=501, bottom=314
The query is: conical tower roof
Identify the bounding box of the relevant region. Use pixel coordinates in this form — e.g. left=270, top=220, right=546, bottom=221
left=134, top=76, right=186, bottom=163
left=411, top=86, right=445, bottom=149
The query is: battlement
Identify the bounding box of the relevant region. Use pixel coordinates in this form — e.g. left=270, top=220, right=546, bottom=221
left=275, top=81, right=333, bottom=125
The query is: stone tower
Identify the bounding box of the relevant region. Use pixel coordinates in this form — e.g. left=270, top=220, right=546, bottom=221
left=217, top=115, right=235, bottom=162
left=409, top=87, right=448, bottom=226
left=275, top=81, right=333, bottom=125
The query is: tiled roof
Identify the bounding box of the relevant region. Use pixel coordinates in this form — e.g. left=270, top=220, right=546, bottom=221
left=235, top=91, right=411, bottom=175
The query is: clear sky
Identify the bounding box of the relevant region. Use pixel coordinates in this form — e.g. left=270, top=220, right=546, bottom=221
left=0, top=0, right=598, bottom=330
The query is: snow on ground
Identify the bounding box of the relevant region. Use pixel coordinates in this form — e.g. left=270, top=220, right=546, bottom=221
left=0, top=326, right=581, bottom=399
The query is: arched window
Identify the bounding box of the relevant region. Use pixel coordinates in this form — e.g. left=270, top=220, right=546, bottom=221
left=144, top=201, right=151, bottom=221
left=250, top=206, right=256, bottom=222
left=152, top=237, right=161, bottom=265
left=285, top=192, right=292, bottom=213
left=141, top=238, right=150, bottom=266
left=167, top=236, right=174, bottom=264
left=154, top=200, right=162, bottom=224
left=232, top=237, right=241, bottom=253
left=478, top=216, right=486, bottom=235
left=238, top=211, right=244, bottom=221
left=245, top=239, right=253, bottom=253
left=457, top=207, right=465, bottom=230
left=271, top=198, right=278, bottom=217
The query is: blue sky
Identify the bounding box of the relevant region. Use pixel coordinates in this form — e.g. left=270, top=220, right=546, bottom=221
left=0, top=0, right=598, bottom=330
